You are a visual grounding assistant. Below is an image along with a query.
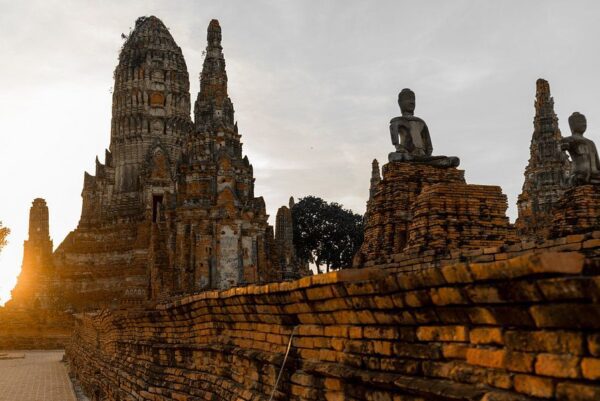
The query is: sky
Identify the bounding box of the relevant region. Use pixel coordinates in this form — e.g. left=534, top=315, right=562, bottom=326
left=1, top=0, right=600, bottom=304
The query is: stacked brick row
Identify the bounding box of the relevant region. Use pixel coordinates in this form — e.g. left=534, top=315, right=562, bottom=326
left=552, top=185, right=600, bottom=238
left=354, top=163, right=465, bottom=266
left=67, top=249, right=600, bottom=401
left=365, top=228, right=600, bottom=275
left=407, top=184, right=517, bottom=252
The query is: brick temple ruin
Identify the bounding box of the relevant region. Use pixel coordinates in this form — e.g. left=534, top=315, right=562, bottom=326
left=2, top=15, right=600, bottom=401
left=5, top=17, right=305, bottom=314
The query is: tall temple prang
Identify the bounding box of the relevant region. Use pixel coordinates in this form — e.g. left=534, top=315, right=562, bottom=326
left=29, top=16, right=292, bottom=310
left=81, top=16, right=193, bottom=224
left=515, top=78, right=570, bottom=240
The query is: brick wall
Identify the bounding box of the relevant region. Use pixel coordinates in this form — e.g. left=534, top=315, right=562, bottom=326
left=0, top=309, right=73, bottom=350
left=67, top=250, right=600, bottom=401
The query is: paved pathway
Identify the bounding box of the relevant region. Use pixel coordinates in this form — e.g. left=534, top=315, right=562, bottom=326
left=0, top=350, right=77, bottom=401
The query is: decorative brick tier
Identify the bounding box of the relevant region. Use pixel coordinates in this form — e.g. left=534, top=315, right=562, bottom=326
left=407, top=183, right=517, bottom=253
left=355, top=162, right=465, bottom=266
left=67, top=251, right=600, bottom=401
left=552, top=185, right=600, bottom=238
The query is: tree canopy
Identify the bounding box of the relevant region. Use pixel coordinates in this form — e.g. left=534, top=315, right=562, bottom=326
left=0, top=221, right=9, bottom=254
left=291, top=196, right=363, bottom=273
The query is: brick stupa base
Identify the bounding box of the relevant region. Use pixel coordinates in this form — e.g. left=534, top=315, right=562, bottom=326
left=355, top=162, right=518, bottom=266
left=552, top=184, right=600, bottom=238
left=354, top=162, right=465, bottom=266
left=406, top=183, right=517, bottom=253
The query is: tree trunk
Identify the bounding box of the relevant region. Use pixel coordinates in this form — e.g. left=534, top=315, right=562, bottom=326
left=315, top=257, right=323, bottom=274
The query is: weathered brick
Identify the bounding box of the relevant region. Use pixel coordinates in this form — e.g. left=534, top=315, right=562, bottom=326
left=581, top=357, right=600, bottom=380
left=530, top=304, right=600, bottom=329
left=430, top=287, right=466, bottom=306
left=417, top=326, right=469, bottom=342
left=291, top=372, right=315, bottom=386
left=537, top=277, right=588, bottom=301
left=485, top=370, right=512, bottom=390
left=556, top=383, right=600, bottom=401
left=504, top=351, right=535, bottom=373
left=514, top=374, right=554, bottom=398
left=372, top=295, right=395, bottom=309
left=583, top=239, right=600, bottom=248
left=440, top=263, right=473, bottom=284
left=470, top=328, right=503, bottom=345
left=588, top=333, right=600, bottom=357
left=535, top=353, right=580, bottom=378
left=442, top=343, right=468, bottom=359
left=323, top=378, right=343, bottom=391
left=324, top=326, right=349, bottom=338
left=505, top=330, right=584, bottom=354
left=470, top=306, right=534, bottom=327
left=393, top=343, right=441, bottom=359
left=466, top=348, right=505, bottom=369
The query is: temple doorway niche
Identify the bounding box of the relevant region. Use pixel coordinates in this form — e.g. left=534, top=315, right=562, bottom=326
left=152, top=194, right=164, bottom=223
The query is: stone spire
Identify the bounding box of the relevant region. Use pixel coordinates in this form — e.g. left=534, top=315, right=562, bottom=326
left=516, top=78, right=570, bottom=239
left=275, top=201, right=305, bottom=280
left=275, top=206, right=294, bottom=248
left=10, top=198, right=54, bottom=308
left=194, top=19, right=234, bottom=131
left=369, top=159, right=381, bottom=199
left=28, top=198, right=51, bottom=245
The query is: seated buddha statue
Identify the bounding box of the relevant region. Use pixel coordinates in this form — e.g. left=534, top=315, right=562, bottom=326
left=388, top=88, right=460, bottom=168
left=561, top=112, right=600, bottom=185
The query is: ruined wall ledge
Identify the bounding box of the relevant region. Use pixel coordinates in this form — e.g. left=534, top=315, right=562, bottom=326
left=156, top=251, right=584, bottom=310
left=67, top=244, right=600, bottom=401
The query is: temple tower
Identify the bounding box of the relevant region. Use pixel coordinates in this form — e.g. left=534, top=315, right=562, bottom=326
left=152, top=19, right=280, bottom=296
left=195, top=19, right=234, bottom=132
left=10, top=198, right=54, bottom=308
left=275, top=201, right=307, bottom=280
left=516, top=79, right=570, bottom=239
left=275, top=205, right=294, bottom=263
left=369, top=159, right=381, bottom=200
left=109, top=16, right=192, bottom=217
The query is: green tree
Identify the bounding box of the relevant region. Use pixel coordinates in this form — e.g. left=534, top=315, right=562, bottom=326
left=291, top=196, right=363, bottom=273
left=0, top=221, right=9, bottom=253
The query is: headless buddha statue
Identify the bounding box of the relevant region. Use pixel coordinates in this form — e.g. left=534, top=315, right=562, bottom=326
left=388, top=88, right=459, bottom=168
left=561, top=112, right=600, bottom=185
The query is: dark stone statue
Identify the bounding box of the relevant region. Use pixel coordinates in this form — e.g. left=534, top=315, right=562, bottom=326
left=388, top=88, right=459, bottom=167
left=561, top=112, right=600, bottom=185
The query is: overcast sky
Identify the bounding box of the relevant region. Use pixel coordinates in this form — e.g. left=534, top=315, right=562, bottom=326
left=1, top=0, right=600, bottom=304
